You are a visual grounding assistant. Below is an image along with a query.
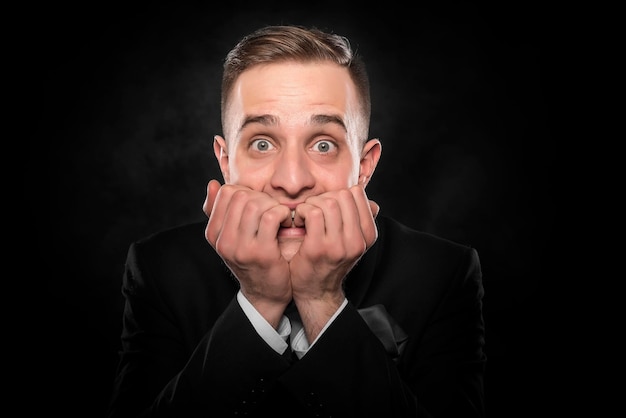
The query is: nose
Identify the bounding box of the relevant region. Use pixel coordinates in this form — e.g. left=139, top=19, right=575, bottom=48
left=269, top=145, right=315, bottom=197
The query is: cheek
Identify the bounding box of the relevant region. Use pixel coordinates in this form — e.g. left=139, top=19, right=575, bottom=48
left=340, top=151, right=361, bottom=187
left=228, top=158, right=274, bottom=189
left=317, top=165, right=357, bottom=189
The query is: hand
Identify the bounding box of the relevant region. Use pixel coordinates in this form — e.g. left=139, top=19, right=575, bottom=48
left=289, top=185, right=379, bottom=340
left=203, top=180, right=293, bottom=326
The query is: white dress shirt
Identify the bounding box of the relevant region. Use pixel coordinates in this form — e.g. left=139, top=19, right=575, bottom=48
left=237, top=290, right=348, bottom=359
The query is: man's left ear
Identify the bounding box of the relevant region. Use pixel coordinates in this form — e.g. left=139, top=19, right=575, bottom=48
left=359, top=138, right=382, bottom=187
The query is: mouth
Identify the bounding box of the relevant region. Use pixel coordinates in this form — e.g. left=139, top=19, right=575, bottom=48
left=277, top=205, right=304, bottom=238
left=277, top=225, right=305, bottom=238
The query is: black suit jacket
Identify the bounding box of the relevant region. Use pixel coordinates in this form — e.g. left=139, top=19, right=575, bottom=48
left=107, top=215, right=486, bottom=417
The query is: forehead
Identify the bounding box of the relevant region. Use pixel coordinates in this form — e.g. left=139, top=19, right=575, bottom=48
left=226, top=62, right=359, bottom=124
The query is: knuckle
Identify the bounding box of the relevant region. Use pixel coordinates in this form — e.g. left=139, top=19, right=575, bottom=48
left=325, top=198, right=340, bottom=213
left=243, top=199, right=262, bottom=217
left=337, top=188, right=353, bottom=201
left=260, top=209, right=280, bottom=226
left=231, top=189, right=248, bottom=203
left=309, top=207, right=324, bottom=219
left=214, top=236, right=231, bottom=255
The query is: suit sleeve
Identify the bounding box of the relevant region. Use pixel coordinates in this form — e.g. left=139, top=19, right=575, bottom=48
left=274, top=246, right=486, bottom=418
left=411, top=247, right=486, bottom=417
left=277, top=303, right=420, bottom=416
left=107, top=231, right=485, bottom=417
left=107, top=243, right=293, bottom=417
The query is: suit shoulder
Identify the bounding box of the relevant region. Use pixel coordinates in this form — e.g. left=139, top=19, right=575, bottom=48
left=133, top=220, right=208, bottom=250
left=373, top=215, right=483, bottom=298
left=375, top=215, right=481, bottom=284
left=126, top=220, right=215, bottom=269
left=378, top=215, right=476, bottom=256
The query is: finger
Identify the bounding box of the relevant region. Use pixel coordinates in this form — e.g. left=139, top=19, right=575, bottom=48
left=295, top=202, right=325, bottom=239
left=280, top=205, right=297, bottom=228
left=235, top=191, right=283, bottom=239
left=206, top=184, right=247, bottom=245
left=323, top=189, right=367, bottom=257
left=369, top=200, right=380, bottom=219
left=217, top=188, right=268, bottom=251
left=306, top=193, right=345, bottom=237
left=350, top=185, right=379, bottom=247
left=257, top=204, right=292, bottom=242
left=202, top=179, right=223, bottom=218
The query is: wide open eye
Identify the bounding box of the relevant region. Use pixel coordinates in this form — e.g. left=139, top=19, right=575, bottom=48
left=313, top=140, right=336, bottom=153
left=250, top=138, right=275, bottom=152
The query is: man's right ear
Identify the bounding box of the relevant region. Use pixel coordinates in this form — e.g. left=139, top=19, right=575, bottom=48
left=213, top=135, right=230, bottom=184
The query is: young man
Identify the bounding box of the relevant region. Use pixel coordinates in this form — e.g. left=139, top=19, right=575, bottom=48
left=108, top=24, right=486, bottom=417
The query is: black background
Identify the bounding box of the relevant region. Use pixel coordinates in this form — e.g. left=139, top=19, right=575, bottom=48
left=29, top=2, right=563, bottom=416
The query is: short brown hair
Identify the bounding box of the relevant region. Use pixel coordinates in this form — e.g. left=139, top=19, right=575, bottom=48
left=221, top=25, right=371, bottom=137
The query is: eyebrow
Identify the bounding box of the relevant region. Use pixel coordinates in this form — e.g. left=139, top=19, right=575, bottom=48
left=310, top=114, right=346, bottom=132
left=239, top=113, right=347, bottom=133
left=240, top=114, right=278, bottom=132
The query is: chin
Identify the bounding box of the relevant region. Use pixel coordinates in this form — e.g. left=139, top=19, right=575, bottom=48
left=278, top=238, right=303, bottom=262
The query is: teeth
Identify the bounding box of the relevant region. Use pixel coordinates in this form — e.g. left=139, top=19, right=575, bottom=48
left=291, top=209, right=296, bottom=221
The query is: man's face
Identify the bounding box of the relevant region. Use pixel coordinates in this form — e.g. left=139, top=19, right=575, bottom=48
left=215, top=61, right=376, bottom=259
